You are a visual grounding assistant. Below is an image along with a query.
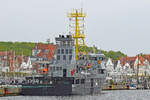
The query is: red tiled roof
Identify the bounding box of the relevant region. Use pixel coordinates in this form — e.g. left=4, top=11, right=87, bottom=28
left=134, top=55, right=150, bottom=66
left=138, top=56, right=145, bottom=65
left=120, top=56, right=137, bottom=68
left=143, top=54, right=150, bottom=62
left=34, top=43, right=56, bottom=60
left=120, top=55, right=150, bottom=68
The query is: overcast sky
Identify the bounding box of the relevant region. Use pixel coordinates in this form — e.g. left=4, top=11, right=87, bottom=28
left=0, top=0, right=150, bottom=56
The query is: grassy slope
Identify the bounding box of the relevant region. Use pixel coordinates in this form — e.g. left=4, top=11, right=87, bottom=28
left=0, top=42, right=126, bottom=59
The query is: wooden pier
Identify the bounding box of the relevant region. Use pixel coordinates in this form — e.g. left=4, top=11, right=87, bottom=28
left=102, top=84, right=136, bottom=90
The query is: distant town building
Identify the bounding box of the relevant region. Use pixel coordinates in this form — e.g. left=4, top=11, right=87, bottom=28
left=106, top=58, right=114, bottom=72
left=32, top=43, right=56, bottom=61
left=0, top=51, right=14, bottom=72
left=106, top=58, right=114, bottom=77
left=120, top=56, right=136, bottom=69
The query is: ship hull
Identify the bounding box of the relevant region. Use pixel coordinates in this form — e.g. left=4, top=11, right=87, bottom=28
left=21, top=83, right=72, bottom=96
left=72, top=77, right=105, bottom=95
left=20, top=77, right=73, bottom=96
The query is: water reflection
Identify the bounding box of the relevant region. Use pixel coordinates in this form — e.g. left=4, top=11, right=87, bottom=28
left=1, top=90, right=150, bottom=100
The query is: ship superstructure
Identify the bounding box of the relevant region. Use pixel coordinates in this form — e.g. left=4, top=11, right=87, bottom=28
left=48, top=9, right=106, bottom=95
left=47, top=34, right=106, bottom=95
left=48, top=35, right=75, bottom=77
left=72, top=53, right=106, bottom=95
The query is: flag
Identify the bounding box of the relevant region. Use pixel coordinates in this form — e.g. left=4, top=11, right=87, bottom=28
left=71, top=69, right=75, bottom=76
left=88, top=63, right=92, bottom=69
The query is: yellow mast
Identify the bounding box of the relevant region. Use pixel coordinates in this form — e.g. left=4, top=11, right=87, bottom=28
left=67, top=8, right=86, bottom=61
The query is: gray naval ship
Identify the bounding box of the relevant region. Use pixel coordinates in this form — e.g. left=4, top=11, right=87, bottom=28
left=48, top=34, right=106, bottom=95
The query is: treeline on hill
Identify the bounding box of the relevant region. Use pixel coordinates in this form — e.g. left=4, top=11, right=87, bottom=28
left=0, top=42, right=126, bottom=60
left=0, top=41, right=36, bottom=56
left=101, top=50, right=126, bottom=60
left=79, top=46, right=126, bottom=60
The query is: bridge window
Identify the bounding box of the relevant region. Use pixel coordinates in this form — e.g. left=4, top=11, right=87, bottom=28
left=57, top=55, right=60, bottom=60
left=69, top=49, right=72, bottom=54
left=66, top=49, right=68, bottom=54
left=61, top=49, right=64, bottom=54
left=63, top=55, right=66, bottom=60
left=56, top=67, right=59, bottom=71
left=69, top=55, right=72, bottom=60
left=57, top=49, right=60, bottom=54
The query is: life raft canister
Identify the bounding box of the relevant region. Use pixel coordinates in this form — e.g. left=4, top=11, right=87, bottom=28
left=97, top=60, right=101, bottom=64
left=5, top=88, right=8, bottom=95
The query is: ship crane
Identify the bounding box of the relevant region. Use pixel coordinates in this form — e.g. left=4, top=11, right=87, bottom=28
left=67, top=8, right=87, bottom=61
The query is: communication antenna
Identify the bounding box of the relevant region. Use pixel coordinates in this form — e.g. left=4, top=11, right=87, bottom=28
left=67, top=8, right=87, bottom=61
left=80, top=0, right=84, bottom=9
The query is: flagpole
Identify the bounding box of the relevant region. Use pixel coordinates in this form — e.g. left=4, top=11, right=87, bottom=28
left=137, top=54, right=139, bottom=89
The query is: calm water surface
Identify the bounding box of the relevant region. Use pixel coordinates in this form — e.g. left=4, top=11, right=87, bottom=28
left=1, top=90, right=150, bottom=100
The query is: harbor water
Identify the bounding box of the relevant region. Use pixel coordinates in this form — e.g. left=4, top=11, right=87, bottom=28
left=1, top=90, right=150, bottom=100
